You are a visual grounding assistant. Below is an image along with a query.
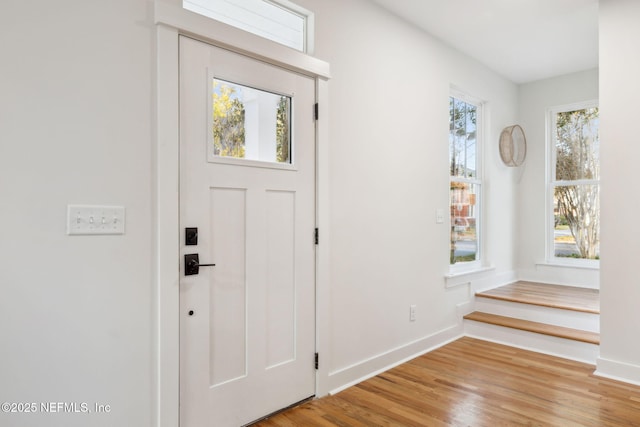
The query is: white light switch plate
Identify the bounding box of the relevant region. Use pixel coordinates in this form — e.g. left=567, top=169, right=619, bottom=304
left=67, top=205, right=125, bottom=235
left=436, top=208, right=445, bottom=224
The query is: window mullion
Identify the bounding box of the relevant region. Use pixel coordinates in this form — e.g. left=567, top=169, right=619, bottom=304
left=553, top=179, right=600, bottom=186
left=451, top=177, right=481, bottom=186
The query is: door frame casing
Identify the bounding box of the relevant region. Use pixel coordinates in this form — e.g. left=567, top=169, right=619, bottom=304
left=153, top=2, right=331, bottom=426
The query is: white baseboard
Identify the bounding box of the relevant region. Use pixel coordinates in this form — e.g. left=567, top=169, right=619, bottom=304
left=471, top=269, right=518, bottom=293
left=449, top=269, right=518, bottom=319
left=326, top=324, right=463, bottom=395
left=456, top=300, right=474, bottom=318
left=518, top=265, right=599, bottom=289
left=595, top=357, right=640, bottom=386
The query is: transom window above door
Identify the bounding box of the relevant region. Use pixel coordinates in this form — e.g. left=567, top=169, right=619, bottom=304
left=183, top=0, right=313, bottom=52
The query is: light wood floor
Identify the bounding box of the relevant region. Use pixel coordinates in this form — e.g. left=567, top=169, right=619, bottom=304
left=255, top=337, right=640, bottom=426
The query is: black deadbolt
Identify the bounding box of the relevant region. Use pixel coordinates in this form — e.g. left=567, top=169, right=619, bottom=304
left=185, top=227, right=198, bottom=246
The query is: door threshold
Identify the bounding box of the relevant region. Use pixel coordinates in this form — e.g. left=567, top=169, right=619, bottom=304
left=245, top=395, right=315, bottom=426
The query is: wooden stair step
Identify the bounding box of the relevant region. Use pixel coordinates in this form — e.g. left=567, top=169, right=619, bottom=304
left=476, top=281, right=599, bottom=314
left=464, top=311, right=600, bottom=345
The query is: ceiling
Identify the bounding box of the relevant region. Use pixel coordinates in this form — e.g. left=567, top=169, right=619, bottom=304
left=369, top=0, right=599, bottom=84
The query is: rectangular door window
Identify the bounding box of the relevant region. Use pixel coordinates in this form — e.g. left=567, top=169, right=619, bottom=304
left=211, top=78, right=292, bottom=165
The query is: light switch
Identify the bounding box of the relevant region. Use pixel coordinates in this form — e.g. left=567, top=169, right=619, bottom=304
left=67, top=205, right=125, bottom=235
left=436, top=208, right=445, bottom=224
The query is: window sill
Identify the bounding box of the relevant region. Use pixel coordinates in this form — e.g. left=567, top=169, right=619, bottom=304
left=444, top=266, right=495, bottom=288
left=536, top=261, right=599, bottom=271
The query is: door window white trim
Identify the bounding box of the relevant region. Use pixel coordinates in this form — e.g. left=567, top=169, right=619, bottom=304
left=207, top=69, right=299, bottom=170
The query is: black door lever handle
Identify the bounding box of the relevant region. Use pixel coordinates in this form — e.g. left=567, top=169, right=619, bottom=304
left=184, top=253, right=215, bottom=276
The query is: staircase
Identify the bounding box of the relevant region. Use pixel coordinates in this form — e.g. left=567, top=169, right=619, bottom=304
left=463, top=281, right=600, bottom=364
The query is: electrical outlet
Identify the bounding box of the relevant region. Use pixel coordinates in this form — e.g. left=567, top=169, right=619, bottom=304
left=436, top=208, right=444, bottom=224
left=410, top=305, right=416, bottom=322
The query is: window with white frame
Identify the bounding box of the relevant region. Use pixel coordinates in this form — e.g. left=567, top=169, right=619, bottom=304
left=449, top=94, right=482, bottom=268
left=548, top=102, right=600, bottom=263
left=183, top=0, right=312, bottom=52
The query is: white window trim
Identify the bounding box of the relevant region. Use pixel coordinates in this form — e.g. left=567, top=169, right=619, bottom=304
left=546, top=99, right=600, bottom=268
left=449, top=89, right=484, bottom=275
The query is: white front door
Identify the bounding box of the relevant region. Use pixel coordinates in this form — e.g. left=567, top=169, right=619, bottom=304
left=179, top=36, right=316, bottom=427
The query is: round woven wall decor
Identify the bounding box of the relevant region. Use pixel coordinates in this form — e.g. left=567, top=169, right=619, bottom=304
left=499, top=124, right=527, bottom=167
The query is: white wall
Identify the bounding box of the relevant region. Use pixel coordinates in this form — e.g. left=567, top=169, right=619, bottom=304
left=597, top=0, right=640, bottom=384
left=294, top=0, right=519, bottom=391
left=517, top=69, right=599, bottom=288
left=0, top=0, right=557, bottom=424
left=0, top=1, right=152, bottom=426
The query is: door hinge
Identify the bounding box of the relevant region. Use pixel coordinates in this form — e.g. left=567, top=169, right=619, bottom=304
left=315, top=353, right=319, bottom=370
left=314, top=103, right=319, bottom=121
left=314, top=228, right=319, bottom=245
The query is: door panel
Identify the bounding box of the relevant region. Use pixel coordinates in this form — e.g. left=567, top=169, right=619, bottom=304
left=179, top=36, right=316, bottom=427
left=209, top=187, right=247, bottom=386
left=265, top=190, right=296, bottom=368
